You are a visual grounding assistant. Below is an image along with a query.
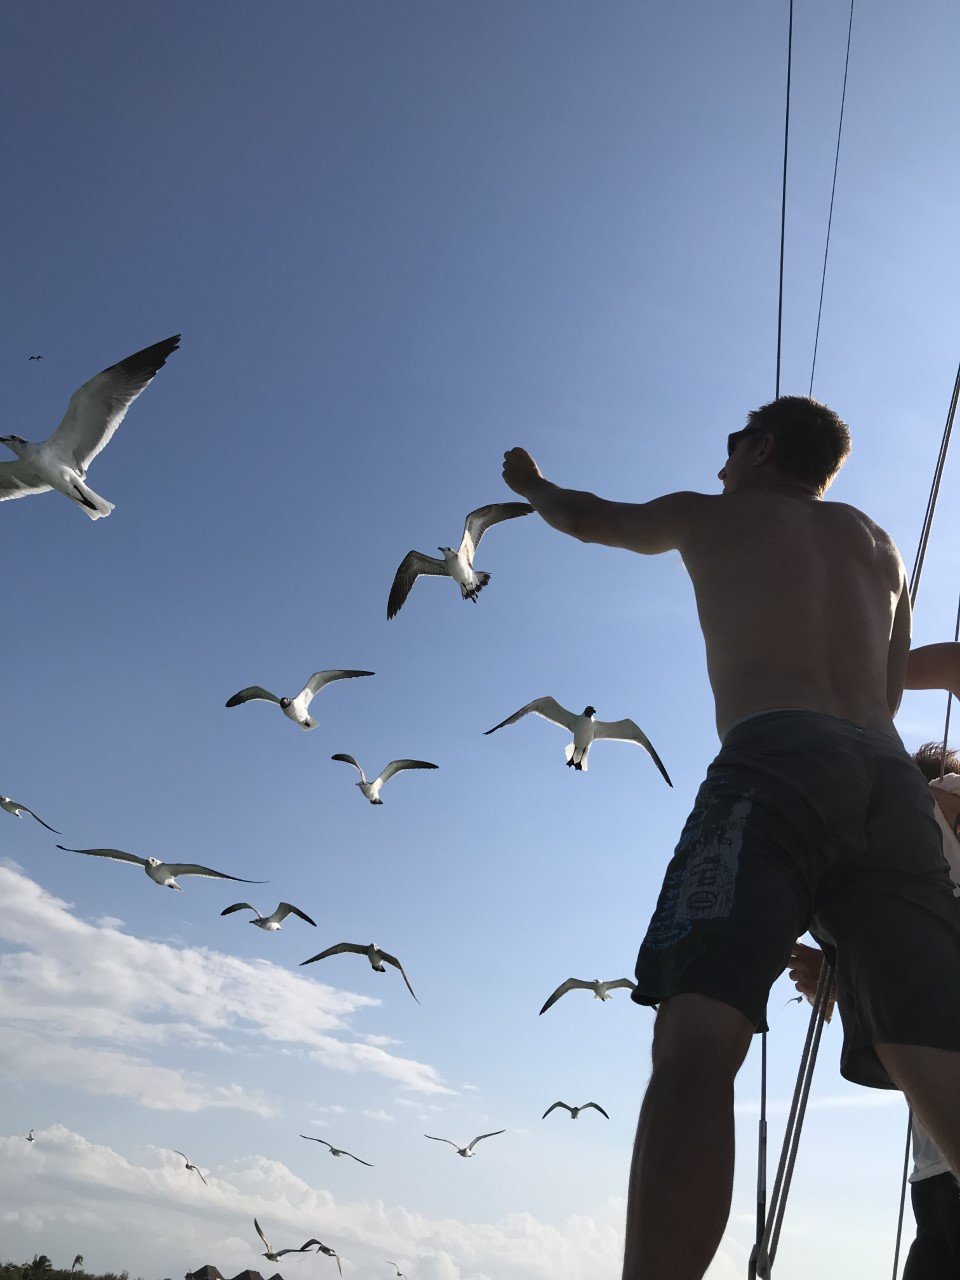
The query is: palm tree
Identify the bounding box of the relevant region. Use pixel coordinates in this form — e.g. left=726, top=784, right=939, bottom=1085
left=28, top=1256, right=52, bottom=1277
left=72, top=1257, right=84, bottom=1272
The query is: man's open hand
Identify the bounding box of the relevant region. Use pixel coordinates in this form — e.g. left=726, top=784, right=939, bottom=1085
left=502, top=447, right=543, bottom=498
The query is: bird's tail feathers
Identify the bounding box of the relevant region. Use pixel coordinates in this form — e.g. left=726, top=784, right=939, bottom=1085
left=564, top=743, right=588, bottom=771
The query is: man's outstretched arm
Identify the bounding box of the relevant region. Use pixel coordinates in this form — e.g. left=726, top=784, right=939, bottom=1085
left=502, top=447, right=705, bottom=555
left=906, top=643, right=960, bottom=699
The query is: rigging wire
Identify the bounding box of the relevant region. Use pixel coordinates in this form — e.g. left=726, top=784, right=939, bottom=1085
left=809, top=0, right=855, bottom=396
left=890, top=1115, right=913, bottom=1280
left=774, top=0, right=794, bottom=399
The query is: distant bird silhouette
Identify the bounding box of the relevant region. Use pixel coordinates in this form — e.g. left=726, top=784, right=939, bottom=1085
left=299, top=1134, right=373, bottom=1166
left=539, top=976, right=636, bottom=1015
left=301, top=942, right=419, bottom=1002
left=387, top=501, right=533, bottom=618
left=28, top=355, right=44, bottom=361
left=25, top=1129, right=35, bottom=1142
left=424, top=1130, right=505, bottom=1158
left=226, top=669, right=373, bottom=731
left=173, top=1150, right=208, bottom=1185
left=542, top=1100, right=609, bottom=1120
left=303, top=1240, right=343, bottom=1274
left=331, top=754, right=438, bottom=804
left=1, top=335, right=179, bottom=518
left=254, top=1218, right=318, bottom=1262
left=386, top=1264, right=407, bottom=1279
left=1, top=794, right=60, bottom=833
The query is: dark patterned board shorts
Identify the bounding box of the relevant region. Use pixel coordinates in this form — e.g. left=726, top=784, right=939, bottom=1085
left=633, top=709, right=960, bottom=1088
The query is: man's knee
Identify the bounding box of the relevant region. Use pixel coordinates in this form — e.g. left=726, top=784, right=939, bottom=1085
left=651, top=993, right=755, bottom=1077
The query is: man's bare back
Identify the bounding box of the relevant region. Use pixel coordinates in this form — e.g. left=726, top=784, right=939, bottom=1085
left=501, top=440, right=909, bottom=738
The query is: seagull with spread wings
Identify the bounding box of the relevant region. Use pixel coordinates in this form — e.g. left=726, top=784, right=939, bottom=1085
left=303, top=1241, right=343, bottom=1274
left=1, top=795, right=60, bottom=833
left=221, top=901, right=316, bottom=931
left=539, top=977, right=636, bottom=1015
left=331, top=754, right=438, bottom=804
left=300, top=1134, right=373, bottom=1166
left=385, top=1264, right=407, bottom=1278
left=173, top=1150, right=209, bottom=1185
left=226, top=669, right=374, bottom=731
left=542, top=1101, right=609, bottom=1120
left=484, top=697, right=671, bottom=783
left=253, top=1219, right=317, bottom=1262
left=300, top=942, right=419, bottom=1002
left=0, top=335, right=179, bottom=518
left=424, top=1130, right=505, bottom=1158
left=56, top=845, right=265, bottom=891
left=387, top=501, right=533, bottom=619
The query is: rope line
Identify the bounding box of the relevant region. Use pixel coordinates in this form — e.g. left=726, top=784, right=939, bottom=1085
left=809, top=0, right=855, bottom=397
left=909, top=360, right=960, bottom=607
left=775, top=0, right=794, bottom=399
left=890, top=1113, right=913, bottom=1280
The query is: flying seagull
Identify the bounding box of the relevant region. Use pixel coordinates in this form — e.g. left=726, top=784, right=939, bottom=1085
left=254, top=1218, right=317, bottom=1262
left=173, top=1150, right=209, bottom=1185
left=484, top=697, right=671, bottom=783
left=303, top=1241, right=343, bottom=1275
left=539, top=977, right=636, bottom=1015
left=542, top=1101, right=609, bottom=1120
left=387, top=501, right=533, bottom=619
left=386, top=1265, right=407, bottom=1279
left=301, top=942, right=419, bottom=1003
left=226, top=669, right=374, bottom=731
left=0, top=335, right=180, bottom=518
left=424, top=1130, right=505, bottom=1158
left=331, top=754, right=438, bottom=804
left=299, top=1134, right=373, bottom=1166
left=25, top=1129, right=35, bottom=1142
left=221, top=901, right=316, bottom=930
left=1, top=794, right=60, bottom=833
left=56, top=845, right=265, bottom=891
left=28, top=355, right=44, bottom=361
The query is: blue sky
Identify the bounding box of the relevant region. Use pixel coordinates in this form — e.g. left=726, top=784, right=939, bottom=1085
left=1, top=2, right=959, bottom=1277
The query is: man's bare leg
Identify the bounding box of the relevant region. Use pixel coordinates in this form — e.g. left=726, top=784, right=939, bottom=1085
left=877, top=1043, right=960, bottom=1175
left=621, top=993, right=755, bottom=1280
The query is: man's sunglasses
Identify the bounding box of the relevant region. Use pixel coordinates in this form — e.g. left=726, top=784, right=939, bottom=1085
left=726, top=425, right=768, bottom=456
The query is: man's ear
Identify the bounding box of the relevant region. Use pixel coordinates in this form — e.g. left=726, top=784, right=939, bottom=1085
left=752, top=433, right=776, bottom=465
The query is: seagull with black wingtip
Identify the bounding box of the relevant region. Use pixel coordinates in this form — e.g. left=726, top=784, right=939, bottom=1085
left=221, top=901, right=316, bottom=931
left=539, top=976, right=636, bottom=1015
left=253, top=1218, right=316, bottom=1262
left=56, top=844, right=266, bottom=892
left=542, top=1100, right=609, bottom=1121
left=423, top=1129, right=505, bottom=1158
left=484, top=696, right=671, bottom=783
left=300, top=1134, right=373, bottom=1166
left=226, top=669, right=374, bottom=731
left=331, top=754, right=438, bottom=804
left=1, top=795, right=60, bottom=833
left=1, top=335, right=180, bottom=518
left=387, top=501, right=533, bottom=618
left=301, top=942, right=419, bottom=1002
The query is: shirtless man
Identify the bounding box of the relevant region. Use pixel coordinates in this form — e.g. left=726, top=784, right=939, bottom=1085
left=501, top=397, right=960, bottom=1280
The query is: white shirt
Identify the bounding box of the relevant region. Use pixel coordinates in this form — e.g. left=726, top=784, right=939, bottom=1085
left=909, top=773, right=960, bottom=1183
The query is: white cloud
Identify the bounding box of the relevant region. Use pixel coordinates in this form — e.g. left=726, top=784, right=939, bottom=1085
left=0, top=1127, right=627, bottom=1280
left=0, top=865, right=451, bottom=1108
left=360, top=1108, right=395, bottom=1122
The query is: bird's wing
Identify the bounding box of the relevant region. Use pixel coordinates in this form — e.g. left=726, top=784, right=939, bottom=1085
left=56, top=844, right=147, bottom=868
left=195, top=1168, right=209, bottom=1185
left=604, top=978, right=637, bottom=993
left=331, top=753, right=366, bottom=783
left=162, top=864, right=266, bottom=882
left=592, top=718, right=673, bottom=787
left=582, top=1103, right=610, bottom=1118
left=467, top=1130, right=505, bottom=1150
left=541, top=1102, right=567, bottom=1118
left=254, top=1219, right=271, bottom=1251
left=344, top=1150, right=373, bottom=1166
left=484, top=696, right=578, bottom=735
left=299, top=1134, right=333, bottom=1148
left=275, top=902, right=317, bottom=926
left=424, top=1135, right=459, bottom=1147
left=379, top=950, right=420, bottom=1002
left=300, top=669, right=375, bottom=704
left=377, top=759, right=439, bottom=786
left=460, top=502, right=534, bottom=559
left=19, top=804, right=60, bottom=834
left=539, top=977, right=593, bottom=1015
left=220, top=902, right=257, bottom=917
left=0, top=461, right=52, bottom=502
left=225, top=685, right=280, bottom=708
left=173, top=1150, right=190, bottom=1160
left=300, top=942, right=366, bottom=966
left=387, top=551, right=448, bottom=619
left=46, top=335, right=180, bottom=471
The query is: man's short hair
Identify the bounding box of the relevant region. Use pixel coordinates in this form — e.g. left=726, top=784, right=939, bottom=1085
left=741, top=396, right=852, bottom=495
left=913, top=741, right=960, bottom=781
